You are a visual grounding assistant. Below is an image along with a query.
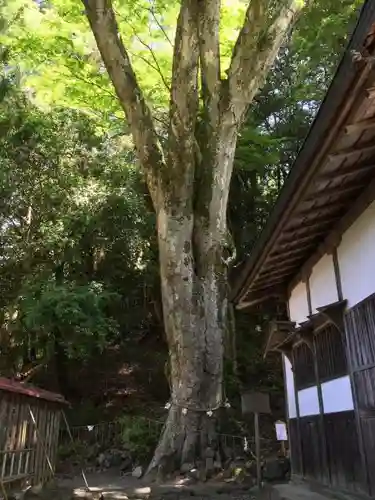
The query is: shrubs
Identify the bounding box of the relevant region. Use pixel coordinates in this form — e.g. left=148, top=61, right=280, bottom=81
left=57, top=416, right=164, bottom=472
left=118, top=415, right=162, bottom=465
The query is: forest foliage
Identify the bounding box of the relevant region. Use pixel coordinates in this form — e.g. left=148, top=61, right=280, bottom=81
left=0, top=0, right=361, bottom=404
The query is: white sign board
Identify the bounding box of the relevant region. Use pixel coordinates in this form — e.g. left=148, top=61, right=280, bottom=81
left=275, top=420, right=288, bottom=441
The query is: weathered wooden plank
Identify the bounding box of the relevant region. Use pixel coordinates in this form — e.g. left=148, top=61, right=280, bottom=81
left=0, top=394, right=9, bottom=451
left=345, top=116, right=375, bottom=133
left=323, top=411, right=362, bottom=492
left=299, top=415, right=325, bottom=483
left=34, top=403, right=47, bottom=484
left=16, top=402, right=28, bottom=476
left=44, top=407, right=55, bottom=481
left=29, top=403, right=41, bottom=484
left=315, top=324, right=347, bottom=382
left=50, top=409, right=61, bottom=477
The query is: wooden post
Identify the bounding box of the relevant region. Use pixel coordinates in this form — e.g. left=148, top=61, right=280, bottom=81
left=61, top=411, right=90, bottom=491
left=254, top=412, right=261, bottom=488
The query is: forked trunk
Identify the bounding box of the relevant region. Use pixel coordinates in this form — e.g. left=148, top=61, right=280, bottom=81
left=147, top=208, right=227, bottom=476
left=83, top=0, right=307, bottom=478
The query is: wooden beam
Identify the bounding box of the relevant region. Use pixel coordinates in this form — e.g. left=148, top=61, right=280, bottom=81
left=236, top=286, right=286, bottom=310
left=279, top=230, right=327, bottom=246
left=254, top=278, right=291, bottom=291
left=255, top=274, right=296, bottom=289
left=345, top=117, right=375, bottom=134
left=329, top=140, right=375, bottom=160
left=268, top=244, right=313, bottom=261
left=258, top=264, right=299, bottom=281
left=298, top=200, right=346, bottom=216
left=304, top=182, right=365, bottom=202
left=264, top=320, right=296, bottom=358
left=365, top=86, right=375, bottom=99
left=284, top=217, right=339, bottom=235
left=256, top=271, right=301, bottom=288
left=307, top=300, right=347, bottom=333
left=318, top=162, right=375, bottom=181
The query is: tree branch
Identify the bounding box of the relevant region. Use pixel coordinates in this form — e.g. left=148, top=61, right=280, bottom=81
left=82, top=0, right=165, bottom=209
left=167, top=0, right=199, bottom=203
left=197, top=0, right=221, bottom=131
left=147, top=7, right=173, bottom=48
left=113, top=8, right=171, bottom=92
left=225, top=0, right=305, bottom=125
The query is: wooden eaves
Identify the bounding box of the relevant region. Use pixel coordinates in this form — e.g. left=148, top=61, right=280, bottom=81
left=231, top=0, right=375, bottom=311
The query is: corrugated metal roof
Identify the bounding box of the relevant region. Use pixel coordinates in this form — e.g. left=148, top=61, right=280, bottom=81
left=0, top=377, right=68, bottom=405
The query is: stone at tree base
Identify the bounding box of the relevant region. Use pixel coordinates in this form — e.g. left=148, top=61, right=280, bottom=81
left=132, top=465, right=143, bottom=478
left=120, top=456, right=132, bottom=473
left=263, top=457, right=290, bottom=482
left=205, top=457, right=214, bottom=477
left=214, top=460, right=222, bottom=471
left=97, top=453, right=106, bottom=467
left=180, top=462, right=195, bottom=474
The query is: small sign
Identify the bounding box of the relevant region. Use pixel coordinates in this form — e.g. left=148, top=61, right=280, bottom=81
left=241, top=391, right=271, bottom=415
left=275, top=420, right=288, bottom=441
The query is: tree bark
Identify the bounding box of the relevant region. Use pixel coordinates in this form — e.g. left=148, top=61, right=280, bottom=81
left=82, top=0, right=307, bottom=475
left=146, top=207, right=226, bottom=474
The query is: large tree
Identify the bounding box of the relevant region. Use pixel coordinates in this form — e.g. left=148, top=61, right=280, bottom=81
left=81, top=0, right=308, bottom=473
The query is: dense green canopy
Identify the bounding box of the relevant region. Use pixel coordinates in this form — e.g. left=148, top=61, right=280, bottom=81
left=0, top=0, right=361, bottom=406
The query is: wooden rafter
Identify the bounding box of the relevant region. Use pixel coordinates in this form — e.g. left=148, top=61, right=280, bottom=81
left=298, top=200, right=346, bottom=216
left=318, top=162, right=375, bottom=181
left=253, top=280, right=286, bottom=291
left=304, top=182, right=365, bottom=202
left=268, top=243, right=313, bottom=261
left=344, top=116, right=375, bottom=134
left=237, top=286, right=286, bottom=309
left=283, top=217, right=339, bottom=235
left=330, top=139, right=375, bottom=159
left=258, top=264, right=298, bottom=280
left=278, top=230, right=326, bottom=246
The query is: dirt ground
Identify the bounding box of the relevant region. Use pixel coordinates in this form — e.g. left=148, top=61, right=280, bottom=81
left=31, top=471, right=267, bottom=500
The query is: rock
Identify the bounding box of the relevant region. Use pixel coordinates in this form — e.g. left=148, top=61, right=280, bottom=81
left=110, top=449, right=125, bottom=467
left=263, top=457, right=290, bottom=482
left=120, top=456, right=132, bottom=473
left=180, top=462, right=195, bottom=474
left=97, top=453, right=106, bottom=467
left=8, top=493, right=25, bottom=500
left=30, top=484, right=43, bottom=495
left=132, top=465, right=143, bottom=478
left=205, top=457, right=214, bottom=476
left=214, top=460, right=222, bottom=471
left=187, top=468, right=200, bottom=481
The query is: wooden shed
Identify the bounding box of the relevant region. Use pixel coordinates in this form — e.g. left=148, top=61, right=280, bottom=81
left=232, top=0, right=375, bottom=497
left=0, top=377, right=67, bottom=494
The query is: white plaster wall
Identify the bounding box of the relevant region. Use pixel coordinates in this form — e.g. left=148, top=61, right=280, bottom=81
left=283, top=355, right=297, bottom=418
left=309, top=253, right=338, bottom=312
left=288, top=281, right=309, bottom=325
left=321, top=376, right=354, bottom=414
left=298, top=386, right=320, bottom=417
left=338, top=199, right=375, bottom=308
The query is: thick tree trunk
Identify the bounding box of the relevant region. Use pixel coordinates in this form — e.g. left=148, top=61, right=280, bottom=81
left=146, top=207, right=227, bottom=476
left=83, top=0, right=307, bottom=478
